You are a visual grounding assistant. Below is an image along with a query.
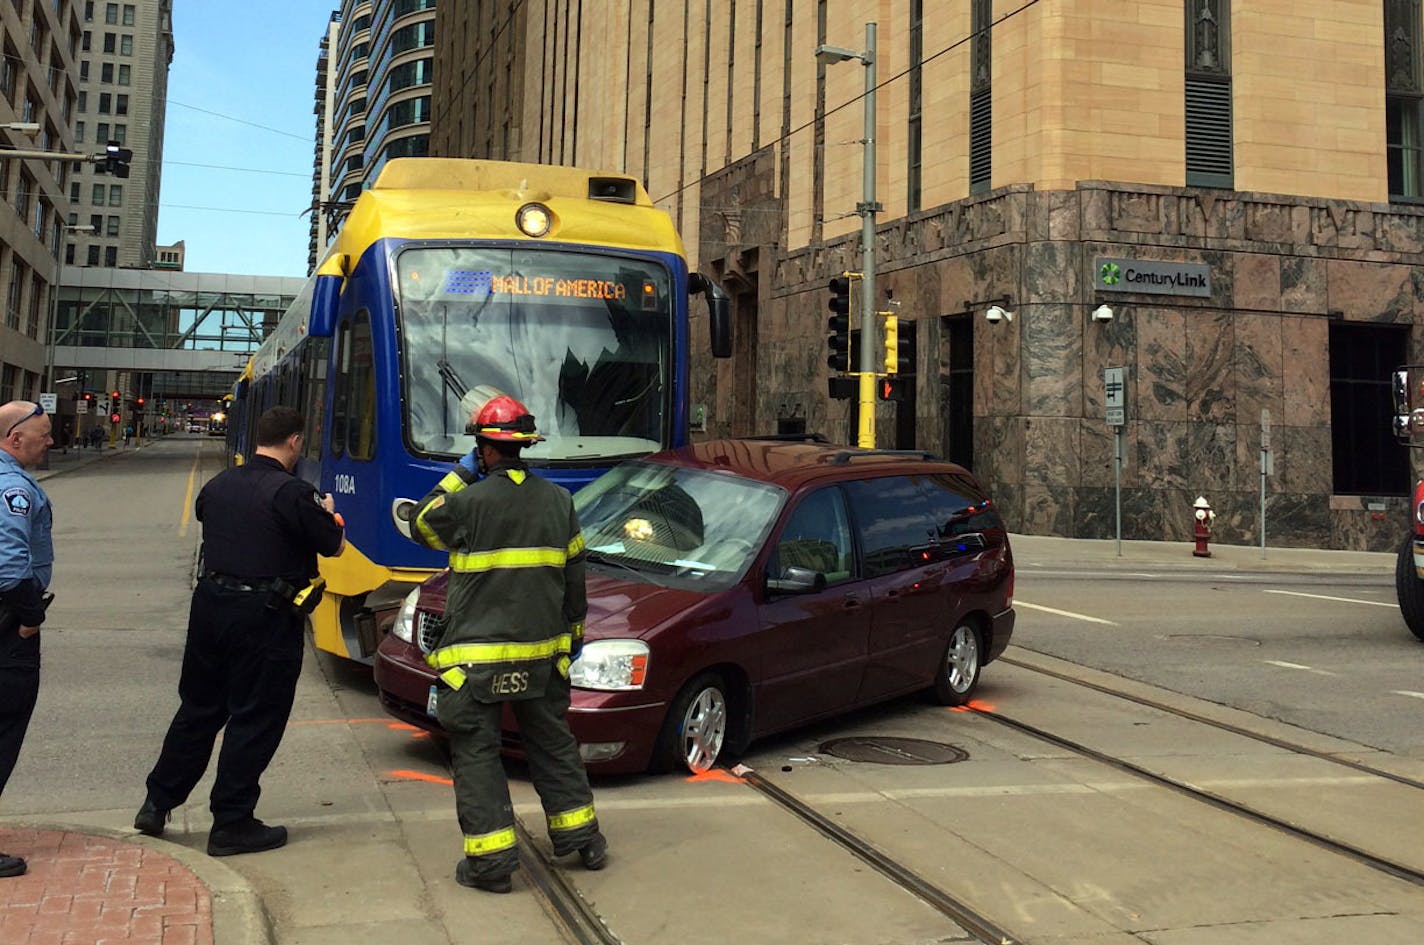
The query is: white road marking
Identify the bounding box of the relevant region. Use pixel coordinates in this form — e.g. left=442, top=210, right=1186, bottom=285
left=1014, top=600, right=1118, bottom=626
left=1391, top=690, right=1424, bottom=700
left=1263, top=659, right=1337, bottom=677
left=1263, top=589, right=1395, bottom=608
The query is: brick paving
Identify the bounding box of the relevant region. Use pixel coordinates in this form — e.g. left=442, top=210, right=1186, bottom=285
left=0, top=828, right=212, bottom=945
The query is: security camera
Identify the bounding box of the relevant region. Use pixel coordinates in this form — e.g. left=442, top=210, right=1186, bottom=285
left=985, top=305, right=1013, bottom=325
left=1091, top=304, right=1114, bottom=323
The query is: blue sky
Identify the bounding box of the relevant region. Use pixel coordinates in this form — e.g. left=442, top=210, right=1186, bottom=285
left=155, top=2, right=337, bottom=278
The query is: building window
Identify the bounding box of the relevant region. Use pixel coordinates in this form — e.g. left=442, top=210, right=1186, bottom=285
left=75, top=120, right=84, bottom=142
left=106, top=215, right=119, bottom=237
left=96, top=121, right=109, bottom=143
left=120, top=35, right=132, bottom=56
left=87, top=245, right=100, bottom=265
left=101, top=61, right=112, bottom=82
left=907, top=0, right=923, bottom=211
left=109, top=184, right=121, bottom=206
left=1387, top=0, right=1424, bottom=199
left=6, top=260, right=24, bottom=330
left=105, top=3, right=117, bottom=24
left=115, top=94, right=127, bottom=116
left=89, top=213, right=102, bottom=232
left=122, top=4, right=134, bottom=26
left=65, top=243, right=75, bottom=264
left=112, top=123, right=125, bottom=144
left=80, top=59, right=89, bottom=80
left=118, top=63, right=129, bottom=85
left=69, top=181, right=80, bottom=203
left=98, top=92, right=111, bottom=113
left=85, top=1, right=94, bottom=22
left=969, top=0, right=992, bottom=194
left=78, top=90, right=86, bottom=112
left=92, top=183, right=104, bottom=204
left=103, top=32, right=114, bottom=53
left=1185, top=0, right=1234, bottom=188
left=82, top=30, right=90, bottom=51
left=1331, top=323, right=1410, bottom=495
left=104, top=245, right=117, bottom=266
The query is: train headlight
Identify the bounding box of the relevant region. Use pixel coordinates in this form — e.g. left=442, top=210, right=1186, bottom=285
left=516, top=202, right=553, bottom=238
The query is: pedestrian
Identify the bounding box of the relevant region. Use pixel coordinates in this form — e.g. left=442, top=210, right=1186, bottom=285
left=123, top=424, right=133, bottom=446
left=133, top=405, right=344, bottom=856
left=0, top=401, right=55, bottom=879
left=409, top=391, right=607, bottom=893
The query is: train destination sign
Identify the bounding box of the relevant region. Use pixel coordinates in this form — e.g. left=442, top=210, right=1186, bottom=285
left=1094, top=257, right=1211, bottom=298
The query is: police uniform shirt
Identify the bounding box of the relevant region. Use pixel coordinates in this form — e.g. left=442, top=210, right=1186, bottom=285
left=0, top=449, right=53, bottom=625
left=197, top=455, right=344, bottom=584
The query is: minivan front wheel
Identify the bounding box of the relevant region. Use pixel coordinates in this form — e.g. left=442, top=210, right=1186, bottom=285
left=653, top=673, right=728, bottom=774
left=932, top=623, right=982, bottom=707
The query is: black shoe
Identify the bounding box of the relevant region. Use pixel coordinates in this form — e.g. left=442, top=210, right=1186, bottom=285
left=578, top=832, right=608, bottom=871
left=206, top=819, right=287, bottom=857
left=133, top=799, right=169, bottom=837
left=0, top=854, right=25, bottom=878
left=455, top=858, right=512, bottom=893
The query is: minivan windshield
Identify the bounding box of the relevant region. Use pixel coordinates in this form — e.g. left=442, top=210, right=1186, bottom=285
left=574, top=461, right=784, bottom=590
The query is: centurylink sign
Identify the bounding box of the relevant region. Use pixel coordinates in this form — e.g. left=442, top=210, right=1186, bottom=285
left=1094, top=257, right=1212, bottom=298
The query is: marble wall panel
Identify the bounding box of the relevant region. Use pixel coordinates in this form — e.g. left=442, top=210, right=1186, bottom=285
left=974, top=415, right=1026, bottom=487
left=1281, top=257, right=1327, bottom=314
left=1331, top=500, right=1408, bottom=553
left=1281, top=316, right=1331, bottom=428
left=1120, top=486, right=1194, bottom=542
left=1233, top=422, right=1265, bottom=493
left=1049, top=191, right=1081, bottom=242
left=1274, top=426, right=1334, bottom=495
left=1022, top=240, right=1081, bottom=304
left=1206, top=489, right=1263, bottom=546
left=1376, top=212, right=1424, bottom=256
left=1083, top=308, right=1139, bottom=420
left=991, top=481, right=1024, bottom=532
left=1024, top=416, right=1082, bottom=487
left=1134, top=308, right=1188, bottom=422
left=978, top=307, right=1023, bottom=417
left=1185, top=310, right=1234, bottom=423
left=1075, top=487, right=1117, bottom=540
left=1080, top=419, right=1138, bottom=490
left=935, top=255, right=976, bottom=315
left=1328, top=259, right=1413, bottom=322
left=1020, top=480, right=1076, bottom=535
left=1134, top=420, right=1191, bottom=491
left=1022, top=303, right=1082, bottom=416
left=1233, top=253, right=1282, bottom=312
left=1233, top=313, right=1284, bottom=428
left=1186, top=420, right=1236, bottom=493
left=1263, top=494, right=1332, bottom=549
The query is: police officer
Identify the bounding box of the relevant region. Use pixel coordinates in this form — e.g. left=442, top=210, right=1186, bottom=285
left=0, top=401, right=54, bottom=879
left=410, top=392, right=607, bottom=893
left=134, top=405, right=344, bottom=856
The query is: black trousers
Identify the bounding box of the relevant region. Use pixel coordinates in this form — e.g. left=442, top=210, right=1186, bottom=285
left=144, top=582, right=303, bottom=829
left=0, top=624, right=40, bottom=796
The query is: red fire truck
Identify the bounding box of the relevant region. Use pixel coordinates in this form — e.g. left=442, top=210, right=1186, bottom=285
left=1393, top=366, right=1424, bottom=641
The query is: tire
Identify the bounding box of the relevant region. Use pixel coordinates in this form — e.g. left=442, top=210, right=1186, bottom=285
left=1395, top=535, right=1424, bottom=642
left=652, top=673, right=729, bottom=774
left=931, top=622, right=982, bottom=707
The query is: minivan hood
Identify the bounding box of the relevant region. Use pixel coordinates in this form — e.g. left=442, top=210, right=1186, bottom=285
left=584, top=571, right=706, bottom=640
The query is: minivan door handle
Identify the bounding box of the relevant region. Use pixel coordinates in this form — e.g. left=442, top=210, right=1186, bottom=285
left=840, top=593, right=865, bottom=611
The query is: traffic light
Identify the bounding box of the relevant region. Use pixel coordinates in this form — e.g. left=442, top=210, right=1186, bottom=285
left=134, top=396, right=145, bottom=413
left=82, top=392, right=94, bottom=404
left=110, top=410, right=122, bottom=424
left=879, top=378, right=909, bottom=401
left=100, top=140, right=133, bottom=179
left=826, top=275, right=854, bottom=372
left=877, top=317, right=911, bottom=375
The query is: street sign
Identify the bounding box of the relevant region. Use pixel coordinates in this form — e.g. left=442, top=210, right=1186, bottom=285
left=1260, top=408, right=1271, bottom=450
left=76, top=399, right=89, bottom=414
left=39, top=392, right=57, bottom=413
left=1104, top=367, right=1127, bottom=426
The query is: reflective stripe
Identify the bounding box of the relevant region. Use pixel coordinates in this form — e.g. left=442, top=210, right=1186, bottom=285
left=437, top=471, right=467, bottom=494
left=426, top=634, right=573, bottom=669
left=464, top=826, right=518, bottom=856
left=449, top=546, right=567, bottom=573
left=413, top=498, right=447, bottom=551
left=569, top=620, right=584, bottom=638
left=507, top=469, right=526, bottom=485
left=567, top=532, right=586, bottom=557
left=547, top=804, right=596, bottom=832
left=556, top=656, right=570, bottom=679
left=292, top=575, right=326, bottom=607
left=439, top=667, right=467, bottom=690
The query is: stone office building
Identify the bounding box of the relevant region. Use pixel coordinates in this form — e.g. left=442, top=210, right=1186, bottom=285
left=431, top=0, right=1424, bottom=551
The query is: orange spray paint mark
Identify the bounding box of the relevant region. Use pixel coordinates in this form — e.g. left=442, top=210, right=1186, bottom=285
left=949, top=699, right=997, bottom=713
left=684, top=768, right=745, bottom=785
left=388, top=768, right=454, bottom=786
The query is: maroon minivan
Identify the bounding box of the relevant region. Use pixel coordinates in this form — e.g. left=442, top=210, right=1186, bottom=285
left=373, top=437, right=1014, bottom=775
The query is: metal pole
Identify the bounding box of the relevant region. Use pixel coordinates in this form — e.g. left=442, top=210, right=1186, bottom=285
left=1260, top=452, right=1267, bottom=558
left=1115, top=428, right=1123, bottom=556
left=855, top=22, right=878, bottom=449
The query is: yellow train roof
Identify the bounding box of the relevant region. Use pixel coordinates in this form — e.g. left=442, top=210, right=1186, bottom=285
left=320, top=158, right=686, bottom=276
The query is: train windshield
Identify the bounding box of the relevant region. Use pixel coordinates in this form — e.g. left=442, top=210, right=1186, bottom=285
left=397, top=246, right=672, bottom=462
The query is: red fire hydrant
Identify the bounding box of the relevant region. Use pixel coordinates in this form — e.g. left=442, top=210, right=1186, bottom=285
left=1192, top=496, right=1215, bottom=558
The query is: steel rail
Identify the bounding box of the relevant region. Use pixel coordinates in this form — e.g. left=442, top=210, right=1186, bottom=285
left=513, top=818, right=623, bottom=945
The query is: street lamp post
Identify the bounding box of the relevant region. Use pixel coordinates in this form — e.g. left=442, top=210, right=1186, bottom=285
left=816, top=23, right=880, bottom=448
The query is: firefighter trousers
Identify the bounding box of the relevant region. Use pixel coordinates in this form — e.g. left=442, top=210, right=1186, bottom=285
left=439, top=670, right=599, bottom=881
left=144, top=583, right=304, bottom=828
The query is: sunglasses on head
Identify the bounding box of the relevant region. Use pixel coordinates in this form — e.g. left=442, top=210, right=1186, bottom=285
left=6, top=403, right=44, bottom=438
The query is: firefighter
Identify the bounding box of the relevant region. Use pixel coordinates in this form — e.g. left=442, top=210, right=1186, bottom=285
left=409, top=392, right=607, bottom=893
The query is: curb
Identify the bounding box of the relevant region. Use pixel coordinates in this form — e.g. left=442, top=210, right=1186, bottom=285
left=13, top=820, right=274, bottom=945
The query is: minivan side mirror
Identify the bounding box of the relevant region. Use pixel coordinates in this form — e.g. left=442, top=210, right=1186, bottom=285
left=766, top=565, right=826, bottom=594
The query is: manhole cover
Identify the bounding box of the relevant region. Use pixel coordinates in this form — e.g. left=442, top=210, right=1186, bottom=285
left=818, top=736, right=969, bottom=765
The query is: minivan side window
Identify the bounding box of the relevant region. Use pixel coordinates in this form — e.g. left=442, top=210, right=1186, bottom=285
left=843, top=476, right=938, bottom=577
left=920, top=473, right=1003, bottom=543
left=770, top=487, right=856, bottom=586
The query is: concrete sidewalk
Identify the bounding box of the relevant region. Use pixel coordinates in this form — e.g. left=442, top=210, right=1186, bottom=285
left=1, top=445, right=1401, bottom=944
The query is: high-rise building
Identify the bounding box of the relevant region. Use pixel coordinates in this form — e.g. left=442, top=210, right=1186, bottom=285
left=69, top=0, right=173, bottom=270
left=310, top=0, right=434, bottom=271
left=430, top=1, right=1424, bottom=553
left=0, top=0, right=81, bottom=403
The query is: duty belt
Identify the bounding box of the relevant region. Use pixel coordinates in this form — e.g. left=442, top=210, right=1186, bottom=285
left=203, top=572, right=276, bottom=593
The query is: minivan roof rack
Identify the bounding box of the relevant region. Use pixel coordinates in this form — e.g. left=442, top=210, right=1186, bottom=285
left=830, top=449, right=938, bottom=464
left=735, top=433, right=831, bottom=443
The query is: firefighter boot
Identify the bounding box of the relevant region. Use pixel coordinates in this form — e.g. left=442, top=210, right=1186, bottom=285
left=579, top=832, right=608, bottom=870
left=0, top=853, right=25, bottom=878
left=455, top=858, right=512, bottom=893
left=206, top=819, right=287, bottom=857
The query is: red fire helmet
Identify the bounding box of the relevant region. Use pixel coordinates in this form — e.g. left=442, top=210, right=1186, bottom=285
left=468, top=393, right=543, bottom=443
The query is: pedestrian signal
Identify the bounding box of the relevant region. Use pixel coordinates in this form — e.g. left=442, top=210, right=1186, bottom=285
left=110, top=411, right=122, bottom=424
left=879, top=378, right=908, bottom=401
